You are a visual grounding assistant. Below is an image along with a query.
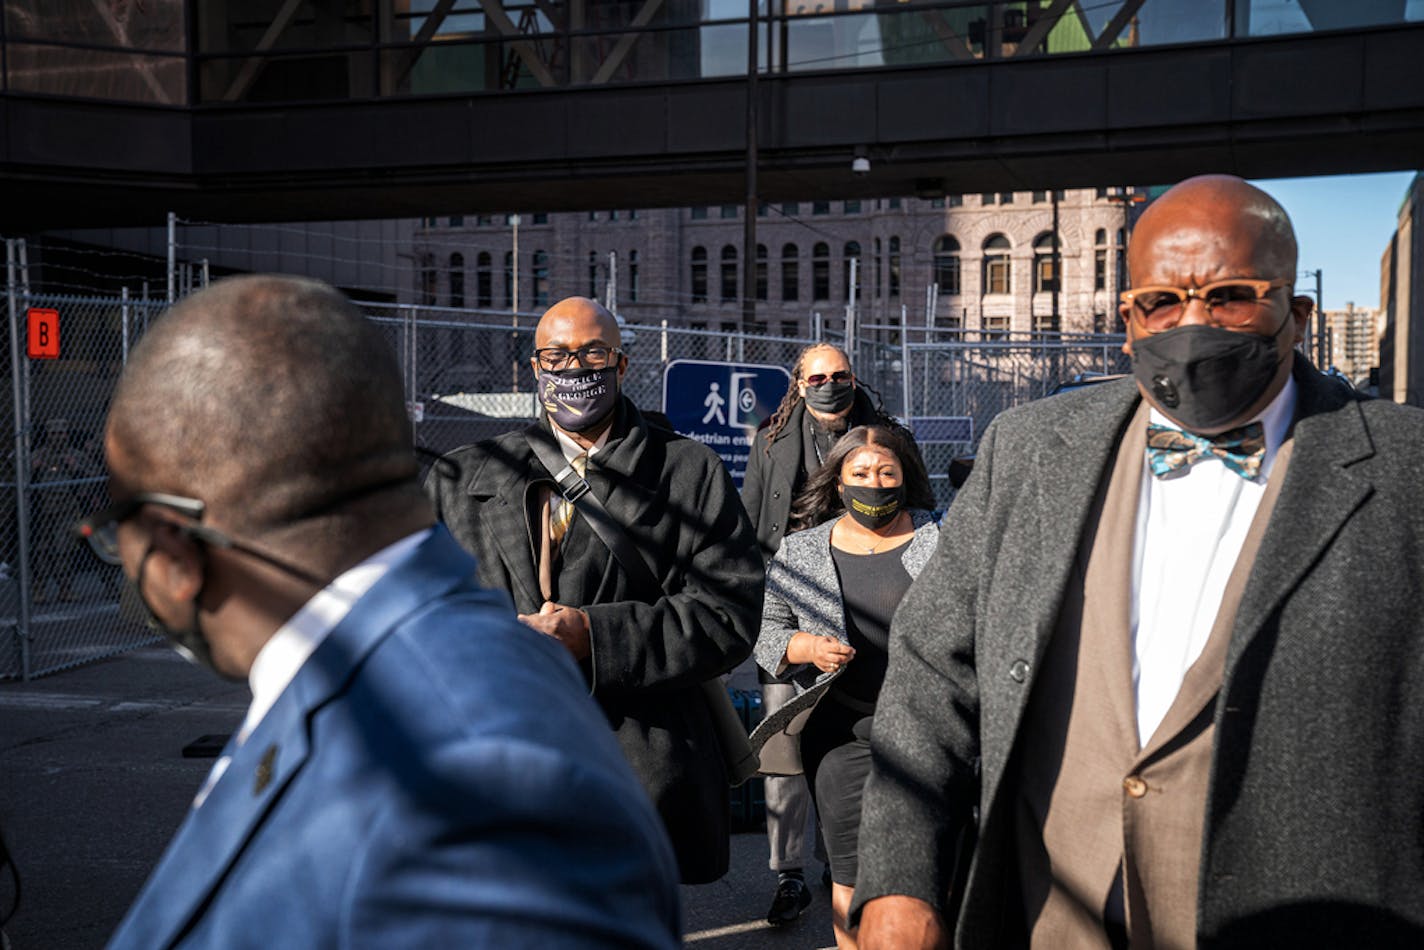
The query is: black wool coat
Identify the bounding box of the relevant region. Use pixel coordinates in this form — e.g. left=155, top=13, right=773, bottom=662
left=426, top=397, right=763, bottom=884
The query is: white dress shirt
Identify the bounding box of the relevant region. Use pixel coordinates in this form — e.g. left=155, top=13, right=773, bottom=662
left=552, top=423, right=609, bottom=467
left=192, top=528, right=432, bottom=808
left=1130, top=378, right=1296, bottom=746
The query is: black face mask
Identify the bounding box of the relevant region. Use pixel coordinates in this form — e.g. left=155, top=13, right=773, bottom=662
left=1130, top=323, right=1287, bottom=433
left=805, top=379, right=855, bottom=415
left=839, top=484, right=905, bottom=530
left=538, top=366, right=620, bottom=433
left=129, top=545, right=240, bottom=683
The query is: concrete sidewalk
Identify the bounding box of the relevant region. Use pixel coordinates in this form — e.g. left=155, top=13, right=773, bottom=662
left=0, top=646, right=835, bottom=949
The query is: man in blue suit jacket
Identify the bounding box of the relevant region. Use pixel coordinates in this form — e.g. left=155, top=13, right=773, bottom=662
left=82, top=275, right=681, bottom=949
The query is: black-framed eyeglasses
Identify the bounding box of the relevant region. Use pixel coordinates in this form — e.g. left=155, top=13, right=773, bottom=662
left=74, top=492, right=224, bottom=566
left=534, top=345, right=622, bottom=371
left=75, top=490, right=327, bottom=586
left=804, top=370, right=853, bottom=386
left=1120, top=277, right=1292, bottom=334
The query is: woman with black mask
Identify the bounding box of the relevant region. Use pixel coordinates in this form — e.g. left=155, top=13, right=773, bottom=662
left=752, top=424, right=938, bottom=950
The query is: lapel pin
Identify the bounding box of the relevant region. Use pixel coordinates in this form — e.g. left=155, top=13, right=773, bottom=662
left=254, top=744, right=277, bottom=795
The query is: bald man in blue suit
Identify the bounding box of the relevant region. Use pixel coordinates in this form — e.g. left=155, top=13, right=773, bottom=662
left=85, top=276, right=681, bottom=949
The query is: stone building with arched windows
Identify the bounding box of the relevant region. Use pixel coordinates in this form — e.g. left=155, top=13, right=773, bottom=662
left=411, top=188, right=1148, bottom=337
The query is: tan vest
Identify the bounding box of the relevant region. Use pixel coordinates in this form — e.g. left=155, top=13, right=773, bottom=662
left=1014, top=402, right=1293, bottom=949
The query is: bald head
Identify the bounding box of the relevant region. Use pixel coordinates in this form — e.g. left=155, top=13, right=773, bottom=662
left=1129, top=175, right=1298, bottom=286
left=107, top=275, right=419, bottom=536
left=534, top=296, right=622, bottom=350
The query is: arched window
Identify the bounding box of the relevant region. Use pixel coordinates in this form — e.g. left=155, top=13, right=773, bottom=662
left=1033, top=232, right=1060, bottom=294
left=628, top=249, right=639, bottom=303
left=1116, top=227, right=1128, bottom=294
left=691, top=246, right=708, bottom=304
left=843, top=241, right=862, bottom=300
left=781, top=243, right=799, bottom=302
left=448, top=252, right=465, bottom=308
left=812, top=242, right=830, bottom=301
left=1094, top=228, right=1108, bottom=291
left=933, top=235, right=961, bottom=296
left=420, top=253, right=437, bottom=306
left=983, top=234, right=1011, bottom=295
left=476, top=251, right=492, bottom=307
left=532, top=251, right=549, bottom=307
left=873, top=238, right=883, bottom=297
left=755, top=244, right=768, bottom=301
left=720, top=245, right=738, bottom=303
left=888, top=236, right=901, bottom=298
left=588, top=251, right=600, bottom=298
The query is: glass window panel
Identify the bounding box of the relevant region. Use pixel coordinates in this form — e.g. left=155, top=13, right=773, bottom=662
left=9, top=43, right=186, bottom=104
left=7, top=0, right=188, bottom=52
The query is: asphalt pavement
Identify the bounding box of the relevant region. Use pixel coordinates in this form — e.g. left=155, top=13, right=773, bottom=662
left=0, top=646, right=835, bottom=949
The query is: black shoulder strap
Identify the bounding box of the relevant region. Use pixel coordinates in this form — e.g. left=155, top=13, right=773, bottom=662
left=524, top=430, right=662, bottom=594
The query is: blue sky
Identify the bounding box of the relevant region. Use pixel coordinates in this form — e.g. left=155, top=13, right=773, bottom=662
left=1248, top=171, right=1416, bottom=312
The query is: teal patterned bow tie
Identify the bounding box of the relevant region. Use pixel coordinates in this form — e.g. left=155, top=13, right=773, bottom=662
left=1146, top=421, right=1266, bottom=480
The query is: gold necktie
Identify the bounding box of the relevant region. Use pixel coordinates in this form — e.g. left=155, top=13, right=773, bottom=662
left=550, top=453, right=588, bottom=547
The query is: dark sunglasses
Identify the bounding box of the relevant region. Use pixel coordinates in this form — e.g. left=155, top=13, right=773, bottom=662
left=804, top=371, right=853, bottom=386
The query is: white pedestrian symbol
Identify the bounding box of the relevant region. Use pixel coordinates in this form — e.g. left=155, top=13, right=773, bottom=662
left=702, top=382, right=727, bottom=424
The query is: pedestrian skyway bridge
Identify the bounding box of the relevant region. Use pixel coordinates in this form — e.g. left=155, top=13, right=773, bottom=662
left=1, top=0, right=1422, bottom=227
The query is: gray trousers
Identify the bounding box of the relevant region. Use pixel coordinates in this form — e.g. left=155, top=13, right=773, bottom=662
left=762, top=681, right=825, bottom=871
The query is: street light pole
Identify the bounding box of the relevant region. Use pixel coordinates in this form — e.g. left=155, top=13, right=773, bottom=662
left=741, top=0, right=759, bottom=334
left=1300, top=268, right=1324, bottom=365
left=511, top=213, right=522, bottom=392
left=1312, top=268, right=1325, bottom=367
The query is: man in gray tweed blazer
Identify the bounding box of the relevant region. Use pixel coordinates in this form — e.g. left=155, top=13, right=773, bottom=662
left=853, top=176, right=1424, bottom=949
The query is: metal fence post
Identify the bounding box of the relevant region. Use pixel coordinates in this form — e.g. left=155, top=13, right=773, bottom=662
left=121, top=286, right=131, bottom=364
left=6, top=239, right=33, bottom=680
left=900, top=309, right=912, bottom=422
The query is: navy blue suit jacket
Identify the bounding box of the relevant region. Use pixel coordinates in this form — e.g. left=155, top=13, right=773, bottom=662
left=108, top=527, right=682, bottom=949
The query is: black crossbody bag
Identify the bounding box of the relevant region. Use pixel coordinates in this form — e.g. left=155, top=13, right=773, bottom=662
left=525, top=431, right=759, bottom=787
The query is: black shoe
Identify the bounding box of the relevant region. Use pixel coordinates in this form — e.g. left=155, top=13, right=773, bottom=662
left=766, top=876, right=812, bottom=926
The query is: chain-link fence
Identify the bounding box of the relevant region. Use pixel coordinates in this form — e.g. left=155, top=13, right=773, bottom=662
left=878, top=327, right=1133, bottom=496
left=3, top=239, right=1126, bottom=679
left=3, top=264, right=170, bottom=679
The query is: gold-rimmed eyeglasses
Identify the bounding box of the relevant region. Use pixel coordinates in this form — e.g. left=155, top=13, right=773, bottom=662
left=1120, top=277, right=1292, bottom=334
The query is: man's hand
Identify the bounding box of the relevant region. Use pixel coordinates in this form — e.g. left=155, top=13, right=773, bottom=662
left=518, top=601, right=592, bottom=661
left=858, top=896, right=950, bottom=950
left=786, top=631, right=855, bottom=673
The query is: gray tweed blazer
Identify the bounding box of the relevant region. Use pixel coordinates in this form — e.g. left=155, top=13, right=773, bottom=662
left=754, top=509, right=939, bottom=691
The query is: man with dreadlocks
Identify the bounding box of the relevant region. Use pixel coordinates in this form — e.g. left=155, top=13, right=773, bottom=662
left=741, top=342, right=925, bottom=927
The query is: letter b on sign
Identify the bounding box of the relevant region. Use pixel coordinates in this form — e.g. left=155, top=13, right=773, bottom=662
left=27, top=308, right=60, bottom=360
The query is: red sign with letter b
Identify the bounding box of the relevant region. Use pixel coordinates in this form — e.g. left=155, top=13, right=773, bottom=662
left=27, top=307, right=59, bottom=359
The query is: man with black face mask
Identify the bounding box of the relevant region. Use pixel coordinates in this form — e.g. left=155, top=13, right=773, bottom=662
left=852, top=175, right=1424, bottom=950
left=428, top=296, right=762, bottom=885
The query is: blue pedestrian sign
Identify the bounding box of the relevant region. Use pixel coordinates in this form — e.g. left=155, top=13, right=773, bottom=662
left=662, top=359, right=792, bottom=486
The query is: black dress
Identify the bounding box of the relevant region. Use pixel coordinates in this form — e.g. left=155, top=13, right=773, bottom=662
left=800, top=542, right=914, bottom=887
